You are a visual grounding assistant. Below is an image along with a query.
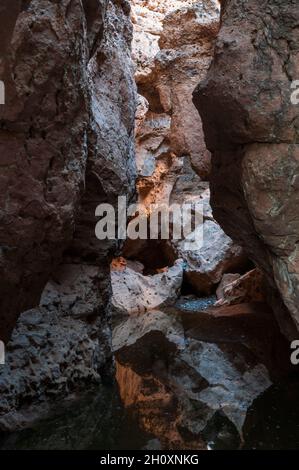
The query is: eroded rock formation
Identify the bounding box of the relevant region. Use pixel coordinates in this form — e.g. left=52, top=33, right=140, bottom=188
left=132, top=0, right=219, bottom=182
left=0, top=0, right=136, bottom=343
left=0, top=0, right=137, bottom=427
left=1, top=0, right=296, bottom=448
left=124, top=0, right=248, bottom=295
left=194, top=0, right=299, bottom=337
left=111, top=257, right=184, bottom=321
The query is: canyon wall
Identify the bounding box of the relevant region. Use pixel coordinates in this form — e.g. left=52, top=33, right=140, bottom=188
left=0, top=0, right=136, bottom=343
left=194, top=0, right=299, bottom=337
left=0, top=0, right=137, bottom=427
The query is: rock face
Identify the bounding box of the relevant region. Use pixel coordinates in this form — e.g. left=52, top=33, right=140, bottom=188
left=170, top=217, right=247, bottom=295
left=194, top=0, right=299, bottom=337
left=0, top=0, right=137, bottom=427
left=132, top=0, right=220, bottom=205
left=0, top=0, right=136, bottom=343
left=216, top=269, right=266, bottom=306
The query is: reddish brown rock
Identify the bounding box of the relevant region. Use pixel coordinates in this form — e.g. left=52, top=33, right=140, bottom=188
left=128, top=2, right=247, bottom=295
left=216, top=273, right=240, bottom=300
left=194, top=0, right=299, bottom=337
left=132, top=0, right=220, bottom=211
left=0, top=0, right=136, bottom=342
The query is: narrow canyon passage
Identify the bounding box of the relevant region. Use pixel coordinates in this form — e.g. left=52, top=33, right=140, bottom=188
left=109, top=0, right=299, bottom=450
left=0, top=0, right=298, bottom=452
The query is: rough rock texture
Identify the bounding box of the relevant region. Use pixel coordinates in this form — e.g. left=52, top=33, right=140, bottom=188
left=113, top=309, right=185, bottom=371
left=0, top=263, right=110, bottom=431
left=111, top=258, right=183, bottom=320
left=194, top=0, right=299, bottom=337
left=0, top=0, right=136, bottom=343
left=114, top=301, right=279, bottom=449
left=164, top=180, right=246, bottom=295
left=132, top=0, right=220, bottom=209
left=0, top=0, right=137, bottom=428
left=182, top=220, right=246, bottom=295
left=216, top=273, right=240, bottom=300
left=168, top=217, right=247, bottom=295
left=130, top=0, right=218, bottom=221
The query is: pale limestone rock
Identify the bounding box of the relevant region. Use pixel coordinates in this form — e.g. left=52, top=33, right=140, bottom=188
left=111, top=259, right=184, bottom=317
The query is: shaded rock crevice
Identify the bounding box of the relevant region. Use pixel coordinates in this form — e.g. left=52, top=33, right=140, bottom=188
left=108, top=0, right=293, bottom=451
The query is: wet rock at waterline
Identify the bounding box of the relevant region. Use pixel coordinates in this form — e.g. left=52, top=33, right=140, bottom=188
left=178, top=302, right=290, bottom=377
left=113, top=310, right=185, bottom=374
left=216, top=269, right=266, bottom=306
left=216, top=273, right=241, bottom=301
left=40, top=264, right=108, bottom=320
left=169, top=219, right=247, bottom=295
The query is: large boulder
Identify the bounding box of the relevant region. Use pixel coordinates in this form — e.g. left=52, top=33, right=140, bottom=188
left=168, top=184, right=247, bottom=294
left=175, top=218, right=246, bottom=295
left=111, top=258, right=184, bottom=319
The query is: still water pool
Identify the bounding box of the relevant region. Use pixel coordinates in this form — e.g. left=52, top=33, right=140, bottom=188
left=1, top=374, right=298, bottom=450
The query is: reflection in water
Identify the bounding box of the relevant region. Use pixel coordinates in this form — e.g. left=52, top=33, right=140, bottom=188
left=0, top=385, right=152, bottom=450
left=1, top=294, right=299, bottom=451
left=113, top=298, right=293, bottom=450
left=0, top=375, right=298, bottom=450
